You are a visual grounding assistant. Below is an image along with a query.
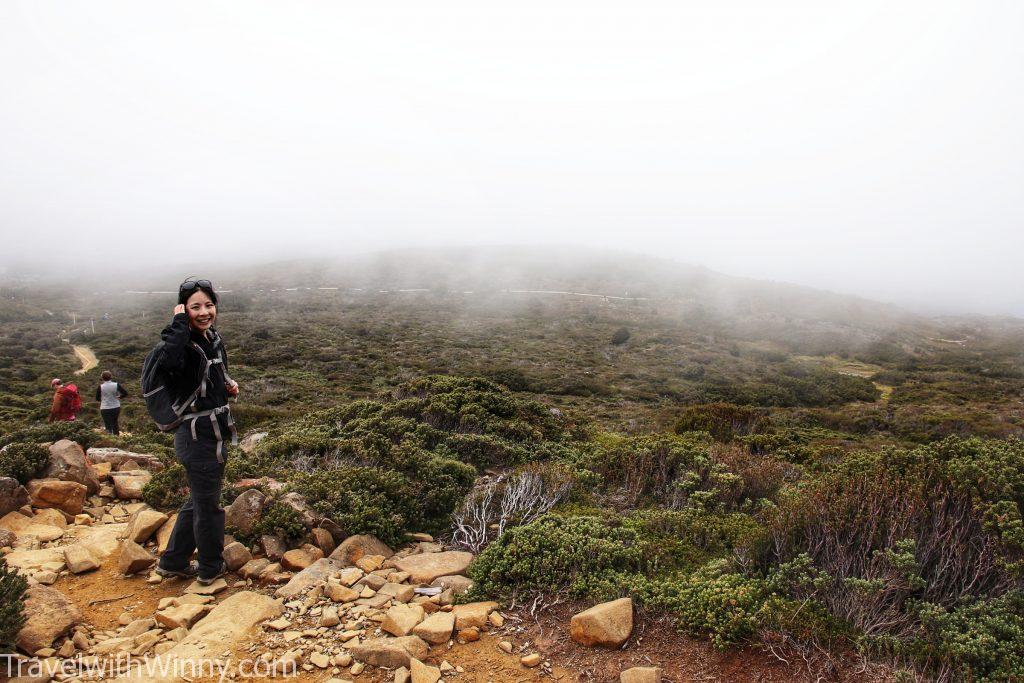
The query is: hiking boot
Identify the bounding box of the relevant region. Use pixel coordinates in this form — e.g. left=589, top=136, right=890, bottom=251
left=155, top=561, right=198, bottom=580
left=197, top=562, right=227, bottom=586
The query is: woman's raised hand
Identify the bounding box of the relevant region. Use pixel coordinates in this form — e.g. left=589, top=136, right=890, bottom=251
left=174, top=304, right=185, bottom=315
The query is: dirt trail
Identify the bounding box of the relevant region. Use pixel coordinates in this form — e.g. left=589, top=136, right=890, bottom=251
left=48, top=559, right=881, bottom=683
left=72, top=344, right=98, bottom=375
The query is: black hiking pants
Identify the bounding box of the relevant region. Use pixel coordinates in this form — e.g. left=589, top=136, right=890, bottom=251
left=158, top=419, right=226, bottom=578
left=100, top=407, right=120, bottom=435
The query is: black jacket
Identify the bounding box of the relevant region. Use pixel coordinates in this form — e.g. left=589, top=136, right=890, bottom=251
left=158, top=313, right=231, bottom=415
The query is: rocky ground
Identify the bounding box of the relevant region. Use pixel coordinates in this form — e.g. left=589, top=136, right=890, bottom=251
left=1, top=439, right=844, bottom=683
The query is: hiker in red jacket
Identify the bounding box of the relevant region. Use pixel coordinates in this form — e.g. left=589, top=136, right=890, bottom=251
left=48, top=378, right=82, bottom=422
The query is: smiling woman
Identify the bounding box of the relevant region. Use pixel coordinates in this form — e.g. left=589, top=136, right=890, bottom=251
left=152, top=277, right=239, bottom=585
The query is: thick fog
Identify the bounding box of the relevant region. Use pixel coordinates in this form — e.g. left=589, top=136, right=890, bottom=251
left=1, top=2, right=1021, bottom=315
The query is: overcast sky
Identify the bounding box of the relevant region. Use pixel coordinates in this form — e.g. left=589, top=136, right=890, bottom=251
left=1, top=2, right=1021, bottom=315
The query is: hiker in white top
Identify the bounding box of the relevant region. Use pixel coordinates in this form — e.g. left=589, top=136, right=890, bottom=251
left=95, top=370, right=129, bottom=434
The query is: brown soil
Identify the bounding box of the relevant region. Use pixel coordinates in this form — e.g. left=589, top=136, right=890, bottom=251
left=56, top=556, right=229, bottom=630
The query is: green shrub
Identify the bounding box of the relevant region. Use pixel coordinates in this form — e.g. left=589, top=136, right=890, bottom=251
left=906, top=591, right=1024, bottom=682
left=249, top=501, right=306, bottom=544
left=653, top=562, right=769, bottom=649
left=0, top=421, right=100, bottom=450
left=0, top=442, right=49, bottom=484
left=573, top=562, right=771, bottom=649
left=760, top=436, right=1024, bottom=675
left=623, top=508, right=764, bottom=572
left=141, top=464, right=188, bottom=509
left=290, top=466, right=416, bottom=547
left=0, top=556, right=27, bottom=654
left=574, top=433, right=753, bottom=510
left=675, top=403, right=771, bottom=442
left=467, top=515, right=644, bottom=599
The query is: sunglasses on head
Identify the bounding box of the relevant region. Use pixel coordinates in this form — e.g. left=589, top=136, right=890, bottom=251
left=179, top=278, right=213, bottom=293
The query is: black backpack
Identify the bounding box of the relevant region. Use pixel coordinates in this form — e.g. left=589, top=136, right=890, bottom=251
left=141, top=336, right=224, bottom=431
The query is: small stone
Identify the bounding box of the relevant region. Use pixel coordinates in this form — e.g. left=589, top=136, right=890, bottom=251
left=350, top=661, right=365, bottom=675
left=334, top=653, right=352, bottom=667
left=382, top=603, right=426, bottom=637
left=117, top=540, right=155, bottom=575
left=320, top=605, right=340, bottom=627
left=498, top=640, right=514, bottom=654
left=457, top=627, right=480, bottom=643
left=264, top=618, right=291, bottom=631
left=184, top=577, right=228, bottom=595
left=278, top=548, right=310, bottom=571
left=155, top=604, right=208, bottom=629
left=124, top=509, right=168, bottom=543
left=121, top=617, right=156, bottom=638
left=521, top=653, right=542, bottom=667
left=64, top=545, right=100, bottom=574
left=329, top=584, right=360, bottom=603
left=621, top=666, right=663, bottom=683
left=452, top=601, right=499, bottom=630
left=410, top=657, right=441, bottom=683
left=355, top=554, right=385, bottom=572
left=489, top=611, right=505, bottom=628
left=260, top=534, right=287, bottom=561
left=394, top=666, right=411, bottom=683
left=57, top=639, right=76, bottom=658
left=379, top=582, right=415, bottom=603
left=310, top=651, right=330, bottom=669
left=412, top=611, right=455, bottom=645
left=34, top=570, right=58, bottom=585
left=222, top=541, right=252, bottom=571
left=239, top=558, right=271, bottom=579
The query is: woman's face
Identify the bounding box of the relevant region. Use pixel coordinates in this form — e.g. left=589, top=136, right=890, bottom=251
left=185, top=290, right=217, bottom=333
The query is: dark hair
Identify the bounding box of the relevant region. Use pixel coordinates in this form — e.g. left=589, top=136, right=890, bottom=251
left=101, top=371, right=112, bottom=381
left=177, top=280, right=219, bottom=307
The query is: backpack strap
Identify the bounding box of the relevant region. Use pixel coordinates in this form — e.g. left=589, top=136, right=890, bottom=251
left=185, top=405, right=237, bottom=463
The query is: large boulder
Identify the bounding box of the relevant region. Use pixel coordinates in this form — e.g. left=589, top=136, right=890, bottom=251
left=0, top=511, right=64, bottom=543
left=26, top=479, right=87, bottom=515
left=570, top=597, right=633, bottom=648
left=348, top=636, right=428, bottom=669
left=45, top=439, right=99, bottom=494
left=392, top=551, right=474, bottom=584
left=224, top=489, right=266, bottom=537
left=110, top=471, right=151, bottom=500
left=328, top=534, right=393, bottom=565
left=0, top=477, right=30, bottom=518
left=16, top=584, right=83, bottom=653
left=86, top=448, right=165, bottom=472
